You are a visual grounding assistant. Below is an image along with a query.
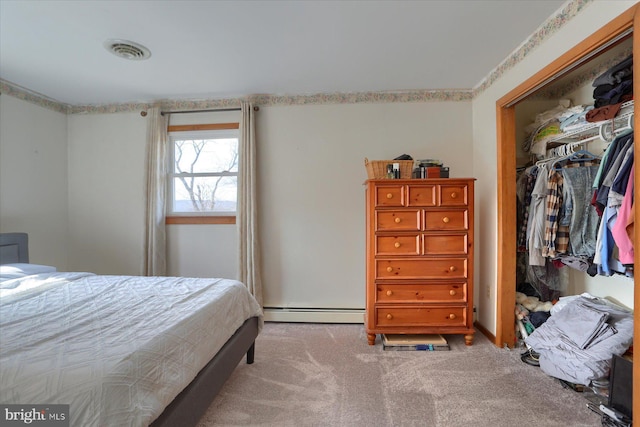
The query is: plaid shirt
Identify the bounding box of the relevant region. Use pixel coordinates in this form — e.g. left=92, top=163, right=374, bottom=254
left=543, top=160, right=598, bottom=258
left=542, top=168, right=563, bottom=258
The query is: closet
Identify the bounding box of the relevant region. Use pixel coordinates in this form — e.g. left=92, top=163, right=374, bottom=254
left=514, top=37, right=634, bottom=305
left=495, top=3, right=639, bottom=416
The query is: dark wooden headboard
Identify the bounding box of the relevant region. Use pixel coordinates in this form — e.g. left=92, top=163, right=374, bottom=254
left=0, top=233, right=29, bottom=264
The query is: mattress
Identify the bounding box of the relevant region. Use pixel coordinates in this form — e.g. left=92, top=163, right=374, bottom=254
left=0, top=272, right=263, bottom=426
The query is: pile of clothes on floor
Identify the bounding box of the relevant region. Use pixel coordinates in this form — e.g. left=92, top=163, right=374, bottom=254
left=520, top=293, right=633, bottom=386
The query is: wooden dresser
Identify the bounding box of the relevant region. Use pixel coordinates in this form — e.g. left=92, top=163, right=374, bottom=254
left=365, top=178, right=475, bottom=346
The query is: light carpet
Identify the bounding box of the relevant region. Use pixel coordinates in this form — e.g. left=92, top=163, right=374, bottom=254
left=198, top=323, right=601, bottom=427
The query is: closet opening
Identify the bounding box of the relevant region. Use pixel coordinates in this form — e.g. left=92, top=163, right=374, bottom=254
left=495, top=3, right=639, bottom=417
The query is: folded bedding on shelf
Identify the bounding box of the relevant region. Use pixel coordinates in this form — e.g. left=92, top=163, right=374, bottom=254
left=525, top=103, right=593, bottom=156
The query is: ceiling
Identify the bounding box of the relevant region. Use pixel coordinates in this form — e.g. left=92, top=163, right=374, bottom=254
left=0, top=0, right=567, bottom=107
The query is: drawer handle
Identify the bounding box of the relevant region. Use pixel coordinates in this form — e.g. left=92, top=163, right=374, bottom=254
left=451, top=192, right=458, bottom=199
left=386, top=314, right=393, bottom=320
left=394, top=217, right=401, bottom=223
left=449, top=313, right=456, bottom=320
left=394, top=242, right=401, bottom=248
left=387, top=267, right=393, bottom=273
left=442, top=217, right=450, bottom=223
left=449, top=290, right=456, bottom=296
left=386, top=193, right=393, bottom=199
left=386, top=290, right=393, bottom=296
left=449, top=266, right=456, bottom=272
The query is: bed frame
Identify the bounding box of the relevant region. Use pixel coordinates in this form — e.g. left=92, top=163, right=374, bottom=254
left=151, top=317, right=258, bottom=427
left=0, top=232, right=28, bottom=264
left=0, top=232, right=259, bottom=427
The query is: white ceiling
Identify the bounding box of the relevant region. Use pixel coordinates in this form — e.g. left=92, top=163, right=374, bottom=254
left=0, top=0, right=567, bottom=106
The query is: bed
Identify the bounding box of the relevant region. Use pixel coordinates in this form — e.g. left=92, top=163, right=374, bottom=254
left=0, top=232, right=263, bottom=427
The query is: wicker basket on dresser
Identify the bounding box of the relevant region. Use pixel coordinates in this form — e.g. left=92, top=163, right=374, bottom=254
left=365, top=178, right=476, bottom=346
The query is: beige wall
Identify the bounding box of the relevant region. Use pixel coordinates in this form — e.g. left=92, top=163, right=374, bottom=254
left=4, top=98, right=470, bottom=311
left=257, top=102, right=472, bottom=308
left=64, top=101, right=472, bottom=310
left=0, top=95, right=68, bottom=268
left=67, top=112, right=147, bottom=274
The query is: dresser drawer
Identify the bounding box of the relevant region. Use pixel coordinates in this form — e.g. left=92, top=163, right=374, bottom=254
left=439, top=184, right=468, bottom=206
left=376, top=258, right=467, bottom=279
left=376, top=210, right=420, bottom=231
left=375, top=185, right=405, bottom=207
left=376, top=306, right=467, bottom=327
left=406, top=184, right=437, bottom=207
left=423, top=233, right=468, bottom=255
left=376, top=235, right=420, bottom=255
left=424, top=210, right=468, bottom=231
left=376, top=283, right=467, bottom=303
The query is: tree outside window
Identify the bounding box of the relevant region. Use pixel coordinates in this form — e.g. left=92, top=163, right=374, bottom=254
left=169, top=129, right=239, bottom=214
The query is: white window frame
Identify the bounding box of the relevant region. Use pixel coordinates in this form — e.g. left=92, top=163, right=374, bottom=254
left=167, top=128, right=240, bottom=217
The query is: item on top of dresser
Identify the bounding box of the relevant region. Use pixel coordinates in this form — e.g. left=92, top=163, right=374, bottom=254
left=413, top=161, right=449, bottom=179
left=386, top=164, right=394, bottom=179
left=393, top=154, right=413, bottom=161
left=417, top=159, right=443, bottom=167
left=364, top=158, right=414, bottom=179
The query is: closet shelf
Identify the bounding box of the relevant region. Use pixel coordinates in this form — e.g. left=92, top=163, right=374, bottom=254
left=546, top=100, right=634, bottom=149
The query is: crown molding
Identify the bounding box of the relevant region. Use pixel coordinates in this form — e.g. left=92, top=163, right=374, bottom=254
left=0, top=80, right=71, bottom=114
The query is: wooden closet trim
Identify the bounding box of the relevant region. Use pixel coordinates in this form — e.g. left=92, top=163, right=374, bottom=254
left=495, top=5, right=639, bottom=417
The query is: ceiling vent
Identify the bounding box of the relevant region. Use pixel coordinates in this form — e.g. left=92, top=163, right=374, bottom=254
left=104, top=39, right=151, bottom=60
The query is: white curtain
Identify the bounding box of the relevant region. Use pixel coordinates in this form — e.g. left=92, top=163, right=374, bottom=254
left=143, top=107, right=168, bottom=276
left=237, top=101, right=263, bottom=305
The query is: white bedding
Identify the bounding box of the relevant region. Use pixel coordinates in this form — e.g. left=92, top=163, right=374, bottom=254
left=0, top=272, right=263, bottom=426
left=0, top=263, right=57, bottom=284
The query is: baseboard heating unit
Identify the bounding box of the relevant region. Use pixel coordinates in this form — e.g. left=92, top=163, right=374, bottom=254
left=263, top=307, right=365, bottom=323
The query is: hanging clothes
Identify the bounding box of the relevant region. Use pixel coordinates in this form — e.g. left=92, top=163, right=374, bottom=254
left=593, top=132, right=634, bottom=276
left=560, top=162, right=600, bottom=263
left=611, top=165, right=634, bottom=265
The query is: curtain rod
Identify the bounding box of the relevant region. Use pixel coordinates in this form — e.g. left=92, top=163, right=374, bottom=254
left=161, top=107, right=241, bottom=115
left=141, top=106, right=259, bottom=117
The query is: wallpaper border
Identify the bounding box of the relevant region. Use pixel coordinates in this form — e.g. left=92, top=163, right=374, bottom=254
left=0, top=0, right=591, bottom=115
left=472, top=0, right=592, bottom=97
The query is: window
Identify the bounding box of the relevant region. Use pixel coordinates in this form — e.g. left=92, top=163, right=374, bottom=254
left=168, top=128, right=239, bottom=216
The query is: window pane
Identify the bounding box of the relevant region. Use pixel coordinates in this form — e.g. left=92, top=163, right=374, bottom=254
left=172, top=176, right=237, bottom=212
left=173, top=138, right=238, bottom=174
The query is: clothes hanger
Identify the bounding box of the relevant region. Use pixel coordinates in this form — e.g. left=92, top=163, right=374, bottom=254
left=568, top=149, right=599, bottom=161
left=550, top=146, right=601, bottom=170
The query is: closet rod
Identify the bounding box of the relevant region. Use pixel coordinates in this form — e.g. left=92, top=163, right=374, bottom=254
left=505, top=28, right=633, bottom=107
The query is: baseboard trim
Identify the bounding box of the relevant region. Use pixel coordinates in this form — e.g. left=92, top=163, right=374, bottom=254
left=263, top=307, right=365, bottom=323
left=474, top=321, right=498, bottom=346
